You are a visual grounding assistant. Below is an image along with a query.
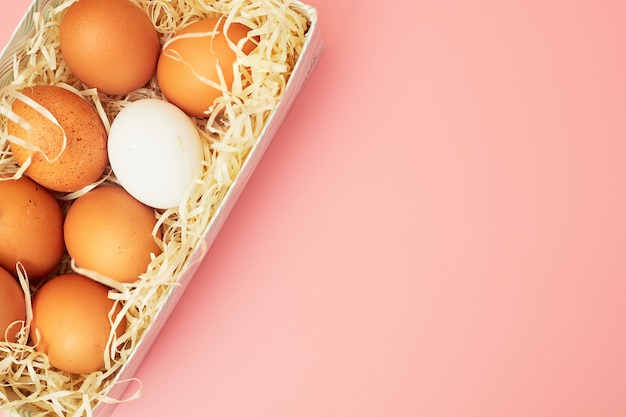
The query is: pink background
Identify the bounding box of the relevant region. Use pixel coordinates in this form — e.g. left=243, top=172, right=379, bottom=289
left=2, top=1, right=626, bottom=416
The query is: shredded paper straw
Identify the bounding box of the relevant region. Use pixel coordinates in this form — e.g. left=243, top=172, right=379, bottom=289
left=0, top=0, right=310, bottom=415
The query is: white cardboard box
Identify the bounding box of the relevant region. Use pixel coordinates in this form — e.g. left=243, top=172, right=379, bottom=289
left=0, top=1, right=325, bottom=416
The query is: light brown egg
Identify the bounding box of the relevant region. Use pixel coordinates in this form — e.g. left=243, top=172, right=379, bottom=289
left=59, top=0, right=160, bottom=95
left=157, top=17, right=257, bottom=117
left=30, top=274, right=126, bottom=374
left=0, top=176, right=64, bottom=280
left=8, top=85, right=108, bottom=193
left=0, top=266, right=26, bottom=343
left=63, top=186, right=162, bottom=284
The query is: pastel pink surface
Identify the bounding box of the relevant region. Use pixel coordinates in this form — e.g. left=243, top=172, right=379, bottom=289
left=2, top=1, right=626, bottom=417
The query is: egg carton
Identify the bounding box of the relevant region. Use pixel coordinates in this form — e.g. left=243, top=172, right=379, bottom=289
left=0, top=0, right=325, bottom=416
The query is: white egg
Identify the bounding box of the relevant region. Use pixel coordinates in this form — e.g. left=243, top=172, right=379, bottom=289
left=108, top=99, right=204, bottom=209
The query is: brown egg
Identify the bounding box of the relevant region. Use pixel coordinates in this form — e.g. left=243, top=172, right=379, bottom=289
left=0, top=266, right=26, bottom=343
left=31, top=274, right=126, bottom=374
left=7, top=85, right=108, bottom=193
left=157, top=17, right=256, bottom=117
left=0, top=176, right=64, bottom=280
left=64, top=186, right=161, bottom=284
left=59, top=0, right=160, bottom=95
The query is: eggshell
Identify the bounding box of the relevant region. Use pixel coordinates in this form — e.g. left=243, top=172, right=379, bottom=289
left=7, top=85, right=108, bottom=192
left=30, top=274, right=126, bottom=374
left=63, top=185, right=162, bottom=284
left=0, top=266, right=26, bottom=343
left=0, top=176, right=64, bottom=280
left=59, top=0, right=160, bottom=95
left=107, top=99, right=204, bottom=209
left=157, top=17, right=256, bottom=116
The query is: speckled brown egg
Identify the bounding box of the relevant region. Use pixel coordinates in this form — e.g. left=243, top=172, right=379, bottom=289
left=7, top=85, right=108, bottom=193
left=63, top=185, right=162, bottom=284
left=0, top=176, right=64, bottom=280
left=0, top=266, right=26, bottom=343
left=30, top=274, right=126, bottom=374
left=59, top=0, right=160, bottom=95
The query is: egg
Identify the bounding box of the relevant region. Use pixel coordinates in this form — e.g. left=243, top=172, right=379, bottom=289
left=0, top=266, right=26, bottom=344
left=7, top=85, right=108, bottom=193
left=30, top=274, right=126, bottom=374
left=107, top=99, right=204, bottom=209
left=64, top=185, right=162, bottom=284
left=59, top=0, right=160, bottom=95
left=0, top=176, right=64, bottom=280
left=157, top=17, right=257, bottom=116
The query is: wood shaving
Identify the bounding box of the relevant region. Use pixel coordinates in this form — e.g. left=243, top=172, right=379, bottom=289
left=0, top=0, right=310, bottom=415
